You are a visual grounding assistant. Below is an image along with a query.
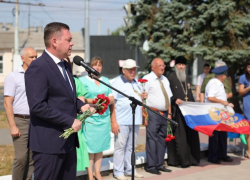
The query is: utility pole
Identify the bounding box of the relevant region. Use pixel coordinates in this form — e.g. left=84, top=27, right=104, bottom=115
left=124, top=2, right=139, bottom=75
left=13, top=0, right=21, bottom=71
left=85, top=0, right=90, bottom=63
left=98, top=18, right=101, bottom=36
left=28, top=4, right=30, bottom=36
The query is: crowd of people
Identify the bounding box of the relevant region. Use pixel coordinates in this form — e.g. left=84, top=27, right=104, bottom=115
left=3, top=22, right=250, bottom=180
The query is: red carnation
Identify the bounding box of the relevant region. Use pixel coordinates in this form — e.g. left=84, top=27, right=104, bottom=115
left=97, top=94, right=105, bottom=102
left=138, top=79, right=148, bottom=83
left=104, top=97, right=110, bottom=105
left=103, top=104, right=108, bottom=111
left=93, top=98, right=98, bottom=104
left=165, top=137, right=171, bottom=142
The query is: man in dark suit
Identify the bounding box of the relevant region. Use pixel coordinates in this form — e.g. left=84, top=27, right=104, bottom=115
left=25, top=22, right=93, bottom=180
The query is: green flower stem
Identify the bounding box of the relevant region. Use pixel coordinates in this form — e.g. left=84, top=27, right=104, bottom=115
left=167, top=122, right=173, bottom=136
left=59, top=108, right=94, bottom=139
left=143, top=98, right=149, bottom=121
left=60, top=98, right=109, bottom=139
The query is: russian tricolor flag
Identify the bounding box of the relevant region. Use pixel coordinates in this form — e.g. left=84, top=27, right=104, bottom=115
left=179, top=102, right=250, bottom=136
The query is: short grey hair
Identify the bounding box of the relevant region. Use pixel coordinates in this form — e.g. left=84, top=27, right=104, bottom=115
left=215, top=60, right=226, bottom=68
left=19, top=47, right=35, bottom=56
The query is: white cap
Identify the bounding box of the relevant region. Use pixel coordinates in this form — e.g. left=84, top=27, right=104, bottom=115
left=123, top=59, right=139, bottom=69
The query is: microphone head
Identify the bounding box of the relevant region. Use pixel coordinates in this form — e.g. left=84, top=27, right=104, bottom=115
left=73, top=56, right=84, bottom=66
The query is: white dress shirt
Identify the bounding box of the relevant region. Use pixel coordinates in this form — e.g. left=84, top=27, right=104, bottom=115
left=143, top=71, right=173, bottom=111
left=45, top=49, right=73, bottom=90
left=205, top=78, right=227, bottom=103
left=4, top=66, right=30, bottom=115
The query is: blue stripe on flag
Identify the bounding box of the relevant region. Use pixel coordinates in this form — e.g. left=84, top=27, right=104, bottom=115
left=184, top=113, right=245, bottom=129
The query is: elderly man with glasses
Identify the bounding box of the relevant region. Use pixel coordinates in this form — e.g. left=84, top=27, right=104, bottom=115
left=111, top=59, right=145, bottom=180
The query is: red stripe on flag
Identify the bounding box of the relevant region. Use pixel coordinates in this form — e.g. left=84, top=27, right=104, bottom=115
left=194, top=119, right=250, bottom=136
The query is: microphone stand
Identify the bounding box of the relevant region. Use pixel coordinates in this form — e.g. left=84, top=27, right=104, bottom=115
left=87, top=71, right=178, bottom=180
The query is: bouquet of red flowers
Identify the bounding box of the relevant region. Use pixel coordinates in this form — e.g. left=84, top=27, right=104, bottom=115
left=165, top=122, right=175, bottom=142
left=59, top=94, right=110, bottom=139
left=92, top=94, right=110, bottom=115
left=138, top=79, right=149, bottom=121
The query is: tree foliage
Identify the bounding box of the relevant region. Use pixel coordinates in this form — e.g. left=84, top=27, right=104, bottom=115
left=125, top=0, right=250, bottom=66
left=111, top=26, right=126, bottom=36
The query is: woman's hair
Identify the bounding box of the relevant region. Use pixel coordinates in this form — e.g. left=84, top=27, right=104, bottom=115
left=245, top=60, right=250, bottom=80
left=90, top=56, right=103, bottom=67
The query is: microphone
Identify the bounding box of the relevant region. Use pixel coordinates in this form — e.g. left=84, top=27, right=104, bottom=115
left=73, top=56, right=100, bottom=76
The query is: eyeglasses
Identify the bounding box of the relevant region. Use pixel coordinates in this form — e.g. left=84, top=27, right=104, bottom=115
left=154, top=65, right=166, bottom=68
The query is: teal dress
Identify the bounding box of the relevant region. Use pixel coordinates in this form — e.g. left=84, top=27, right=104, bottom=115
left=79, top=76, right=112, bottom=153
left=74, top=77, right=90, bottom=171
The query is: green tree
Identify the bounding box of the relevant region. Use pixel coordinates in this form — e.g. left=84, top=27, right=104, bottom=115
left=125, top=0, right=250, bottom=112
left=188, top=0, right=250, bottom=113
left=125, top=0, right=250, bottom=64
left=111, top=26, right=126, bottom=36
left=125, top=0, right=195, bottom=62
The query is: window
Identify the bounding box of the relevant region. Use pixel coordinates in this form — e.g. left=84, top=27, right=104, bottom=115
left=0, top=56, right=2, bottom=73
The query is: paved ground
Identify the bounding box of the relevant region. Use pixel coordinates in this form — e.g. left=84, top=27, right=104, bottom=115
left=1, top=111, right=248, bottom=180
left=0, top=129, right=12, bottom=145
left=99, top=154, right=249, bottom=180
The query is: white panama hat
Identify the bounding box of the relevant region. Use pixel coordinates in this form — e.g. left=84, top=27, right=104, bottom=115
left=122, top=59, right=139, bottom=69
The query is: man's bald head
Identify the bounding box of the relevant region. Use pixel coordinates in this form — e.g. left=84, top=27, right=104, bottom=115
left=151, top=58, right=165, bottom=78
left=20, top=47, right=37, bottom=71
left=151, top=58, right=164, bottom=67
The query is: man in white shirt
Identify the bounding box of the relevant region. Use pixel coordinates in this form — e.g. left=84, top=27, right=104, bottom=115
left=205, top=65, right=234, bottom=164
left=4, top=47, right=37, bottom=180
left=196, top=63, right=210, bottom=101
left=143, top=58, right=172, bottom=175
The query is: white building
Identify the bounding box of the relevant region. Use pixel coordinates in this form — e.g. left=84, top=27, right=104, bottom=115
left=0, top=23, right=85, bottom=84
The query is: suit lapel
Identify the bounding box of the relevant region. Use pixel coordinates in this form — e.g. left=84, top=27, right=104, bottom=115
left=43, top=51, right=74, bottom=102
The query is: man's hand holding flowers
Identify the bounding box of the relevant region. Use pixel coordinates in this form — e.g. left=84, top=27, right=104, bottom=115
left=141, top=92, right=148, bottom=99
left=71, top=119, right=82, bottom=133
left=139, top=79, right=149, bottom=125
left=60, top=94, right=110, bottom=139
left=71, top=104, right=96, bottom=133
left=81, top=104, right=96, bottom=112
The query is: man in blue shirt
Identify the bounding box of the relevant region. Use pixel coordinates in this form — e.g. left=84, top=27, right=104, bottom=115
left=112, top=59, right=145, bottom=180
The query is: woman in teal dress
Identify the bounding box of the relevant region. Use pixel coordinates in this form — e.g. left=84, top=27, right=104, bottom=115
left=65, top=57, right=90, bottom=171
left=79, top=57, right=115, bottom=180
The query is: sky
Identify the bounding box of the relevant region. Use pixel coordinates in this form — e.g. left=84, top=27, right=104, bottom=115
left=0, top=0, right=130, bottom=35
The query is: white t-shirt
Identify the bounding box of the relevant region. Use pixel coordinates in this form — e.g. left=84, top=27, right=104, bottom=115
left=205, top=78, right=227, bottom=103
left=143, top=71, right=173, bottom=111
left=197, top=73, right=206, bottom=86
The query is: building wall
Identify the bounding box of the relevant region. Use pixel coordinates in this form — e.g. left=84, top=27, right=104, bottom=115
left=69, top=51, right=85, bottom=76
left=90, top=36, right=149, bottom=78
left=0, top=49, right=84, bottom=84
left=0, top=51, right=13, bottom=84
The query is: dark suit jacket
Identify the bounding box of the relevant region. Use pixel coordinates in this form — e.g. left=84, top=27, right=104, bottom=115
left=25, top=51, right=85, bottom=154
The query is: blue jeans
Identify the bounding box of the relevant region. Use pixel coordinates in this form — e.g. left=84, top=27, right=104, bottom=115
left=113, top=125, right=140, bottom=177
